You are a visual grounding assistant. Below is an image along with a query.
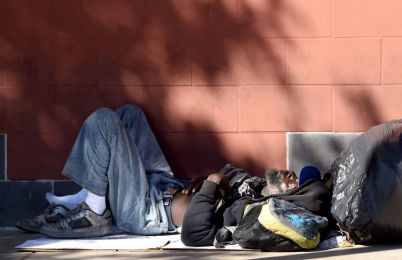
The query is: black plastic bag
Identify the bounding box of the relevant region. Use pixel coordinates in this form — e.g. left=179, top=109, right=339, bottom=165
left=329, top=119, right=402, bottom=243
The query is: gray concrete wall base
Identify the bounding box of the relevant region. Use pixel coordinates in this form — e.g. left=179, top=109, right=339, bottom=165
left=287, top=132, right=360, bottom=176
left=0, top=180, right=81, bottom=227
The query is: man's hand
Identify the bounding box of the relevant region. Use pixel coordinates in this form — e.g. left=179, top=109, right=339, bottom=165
left=181, top=166, right=239, bottom=198
left=181, top=176, right=207, bottom=196
left=207, top=172, right=231, bottom=199
left=206, top=173, right=224, bottom=185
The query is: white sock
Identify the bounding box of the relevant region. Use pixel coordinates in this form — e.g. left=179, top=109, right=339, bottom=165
left=85, top=191, right=106, bottom=215
left=46, top=189, right=88, bottom=210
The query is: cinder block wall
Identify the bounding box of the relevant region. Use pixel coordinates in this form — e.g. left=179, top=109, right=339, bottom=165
left=1, top=0, right=402, bottom=181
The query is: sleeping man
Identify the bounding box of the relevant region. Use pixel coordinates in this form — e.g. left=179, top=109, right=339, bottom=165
left=16, top=104, right=331, bottom=243
left=180, top=166, right=332, bottom=246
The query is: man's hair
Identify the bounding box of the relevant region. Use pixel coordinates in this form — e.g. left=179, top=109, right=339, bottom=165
left=260, top=169, right=292, bottom=196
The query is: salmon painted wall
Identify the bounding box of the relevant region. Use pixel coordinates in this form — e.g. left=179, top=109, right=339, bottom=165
left=1, top=0, right=402, bottom=180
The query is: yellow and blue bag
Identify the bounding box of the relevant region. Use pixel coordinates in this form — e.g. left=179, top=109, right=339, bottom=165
left=232, top=198, right=328, bottom=251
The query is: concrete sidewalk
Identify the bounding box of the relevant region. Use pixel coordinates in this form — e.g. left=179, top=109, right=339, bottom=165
left=2, top=228, right=402, bottom=260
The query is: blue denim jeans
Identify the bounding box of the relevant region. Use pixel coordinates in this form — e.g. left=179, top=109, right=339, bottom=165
left=62, top=104, right=184, bottom=235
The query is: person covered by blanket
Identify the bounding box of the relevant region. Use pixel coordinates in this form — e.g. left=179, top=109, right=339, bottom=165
left=16, top=104, right=331, bottom=241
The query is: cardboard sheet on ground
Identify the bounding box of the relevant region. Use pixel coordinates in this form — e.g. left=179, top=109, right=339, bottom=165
left=16, top=234, right=246, bottom=251
left=16, top=234, right=181, bottom=250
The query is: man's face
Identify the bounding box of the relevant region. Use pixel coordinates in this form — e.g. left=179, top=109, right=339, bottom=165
left=262, top=169, right=298, bottom=196
left=283, top=171, right=298, bottom=189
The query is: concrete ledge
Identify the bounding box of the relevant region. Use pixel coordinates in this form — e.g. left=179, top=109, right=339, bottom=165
left=0, top=134, right=6, bottom=180
left=287, top=132, right=361, bottom=176
left=0, top=180, right=81, bottom=227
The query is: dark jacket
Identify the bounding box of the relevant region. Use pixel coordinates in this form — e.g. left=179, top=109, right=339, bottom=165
left=181, top=179, right=332, bottom=246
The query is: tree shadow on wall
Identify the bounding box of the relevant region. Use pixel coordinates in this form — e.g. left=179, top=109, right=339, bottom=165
left=0, top=0, right=309, bottom=179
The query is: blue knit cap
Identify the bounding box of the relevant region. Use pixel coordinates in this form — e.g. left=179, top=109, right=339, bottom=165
left=298, top=166, right=321, bottom=186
